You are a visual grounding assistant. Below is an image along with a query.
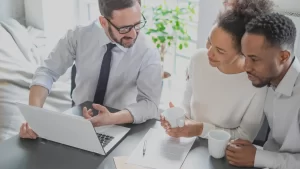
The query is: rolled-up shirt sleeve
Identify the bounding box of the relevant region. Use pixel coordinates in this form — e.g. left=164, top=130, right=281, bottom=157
left=30, top=28, right=77, bottom=93
left=125, top=48, right=162, bottom=124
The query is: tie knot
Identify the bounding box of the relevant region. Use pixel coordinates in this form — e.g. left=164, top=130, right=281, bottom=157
left=107, top=43, right=116, bottom=51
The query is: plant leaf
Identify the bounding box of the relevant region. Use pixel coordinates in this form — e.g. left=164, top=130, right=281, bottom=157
left=167, top=36, right=174, bottom=40
left=145, top=1, right=196, bottom=51
left=152, top=37, right=158, bottom=43
left=156, top=43, right=161, bottom=49
left=184, top=42, right=189, bottom=48
left=179, top=44, right=183, bottom=50
left=157, top=36, right=166, bottom=43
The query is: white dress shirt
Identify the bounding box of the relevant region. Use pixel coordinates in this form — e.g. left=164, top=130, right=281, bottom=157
left=31, top=21, right=162, bottom=124
left=183, top=49, right=267, bottom=141
left=254, top=57, right=300, bottom=169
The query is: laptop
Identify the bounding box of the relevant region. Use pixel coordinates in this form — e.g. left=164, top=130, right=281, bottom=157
left=16, top=103, right=130, bottom=155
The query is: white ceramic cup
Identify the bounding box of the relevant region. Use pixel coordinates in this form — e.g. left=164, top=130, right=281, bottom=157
left=208, top=130, right=231, bottom=159
left=162, top=107, right=185, bottom=128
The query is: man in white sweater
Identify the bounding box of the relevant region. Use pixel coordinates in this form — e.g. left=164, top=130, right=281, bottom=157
left=226, top=13, right=300, bottom=169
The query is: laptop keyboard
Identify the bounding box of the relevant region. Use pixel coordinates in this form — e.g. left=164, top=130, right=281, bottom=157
left=96, top=133, right=114, bottom=147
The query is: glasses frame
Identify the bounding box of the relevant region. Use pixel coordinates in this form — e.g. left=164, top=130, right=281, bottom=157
left=105, top=14, right=147, bottom=34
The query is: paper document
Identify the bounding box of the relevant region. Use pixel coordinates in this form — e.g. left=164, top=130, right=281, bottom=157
left=127, top=128, right=196, bottom=169
left=114, top=156, right=151, bottom=169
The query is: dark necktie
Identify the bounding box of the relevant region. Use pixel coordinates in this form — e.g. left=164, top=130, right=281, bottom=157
left=93, top=43, right=116, bottom=105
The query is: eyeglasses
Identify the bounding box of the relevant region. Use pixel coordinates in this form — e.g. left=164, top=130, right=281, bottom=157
left=105, top=14, right=147, bottom=34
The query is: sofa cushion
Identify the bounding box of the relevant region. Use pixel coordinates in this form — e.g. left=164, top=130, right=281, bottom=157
left=0, top=18, right=38, bottom=64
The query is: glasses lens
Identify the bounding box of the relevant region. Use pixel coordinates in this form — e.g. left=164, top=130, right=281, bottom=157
left=135, top=21, right=146, bottom=30
left=119, top=27, right=131, bottom=34
left=118, top=21, right=146, bottom=34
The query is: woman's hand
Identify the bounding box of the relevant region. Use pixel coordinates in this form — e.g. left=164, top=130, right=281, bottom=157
left=160, top=102, right=203, bottom=138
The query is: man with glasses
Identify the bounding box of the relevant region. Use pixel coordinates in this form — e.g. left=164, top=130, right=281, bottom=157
left=19, top=0, right=162, bottom=139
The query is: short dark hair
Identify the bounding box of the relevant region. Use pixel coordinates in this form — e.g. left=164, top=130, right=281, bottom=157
left=245, top=13, right=297, bottom=51
left=216, top=0, right=274, bottom=52
left=98, top=0, right=140, bottom=19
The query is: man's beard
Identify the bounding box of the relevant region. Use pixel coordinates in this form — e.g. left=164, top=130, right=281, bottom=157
left=108, top=26, right=138, bottom=48
left=247, top=72, right=272, bottom=88
left=252, top=80, right=270, bottom=88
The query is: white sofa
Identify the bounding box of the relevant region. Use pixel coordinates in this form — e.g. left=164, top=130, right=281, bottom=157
left=0, top=18, right=72, bottom=142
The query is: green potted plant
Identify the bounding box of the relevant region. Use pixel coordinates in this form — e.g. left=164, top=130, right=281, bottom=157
left=144, top=1, right=196, bottom=79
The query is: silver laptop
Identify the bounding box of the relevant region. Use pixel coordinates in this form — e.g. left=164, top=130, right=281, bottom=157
left=16, top=103, right=130, bottom=155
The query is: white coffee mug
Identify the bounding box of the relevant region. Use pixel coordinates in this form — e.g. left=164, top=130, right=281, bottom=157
left=208, top=130, right=231, bottom=159
left=162, top=107, right=185, bottom=128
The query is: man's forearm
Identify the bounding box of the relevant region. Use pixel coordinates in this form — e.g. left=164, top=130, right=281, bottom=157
left=29, top=85, right=49, bottom=108
left=109, top=110, right=134, bottom=125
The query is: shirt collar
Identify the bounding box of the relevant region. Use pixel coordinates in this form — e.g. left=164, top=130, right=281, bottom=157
left=95, top=21, right=128, bottom=53
left=112, top=42, right=128, bottom=52
left=275, top=57, right=300, bottom=96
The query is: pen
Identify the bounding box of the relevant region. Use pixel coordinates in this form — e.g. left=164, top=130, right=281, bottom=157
left=143, top=140, right=147, bottom=157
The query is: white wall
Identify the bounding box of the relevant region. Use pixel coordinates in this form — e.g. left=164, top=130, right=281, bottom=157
left=24, top=0, right=44, bottom=29
left=25, top=0, right=77, bottom=31
left=288, top=16, right=300, bottom=58
left=0, top=0, right=25, bottom=24
left=24, top=0, right=77, bottom=49
left=197, top=0, right=224, bottom=48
